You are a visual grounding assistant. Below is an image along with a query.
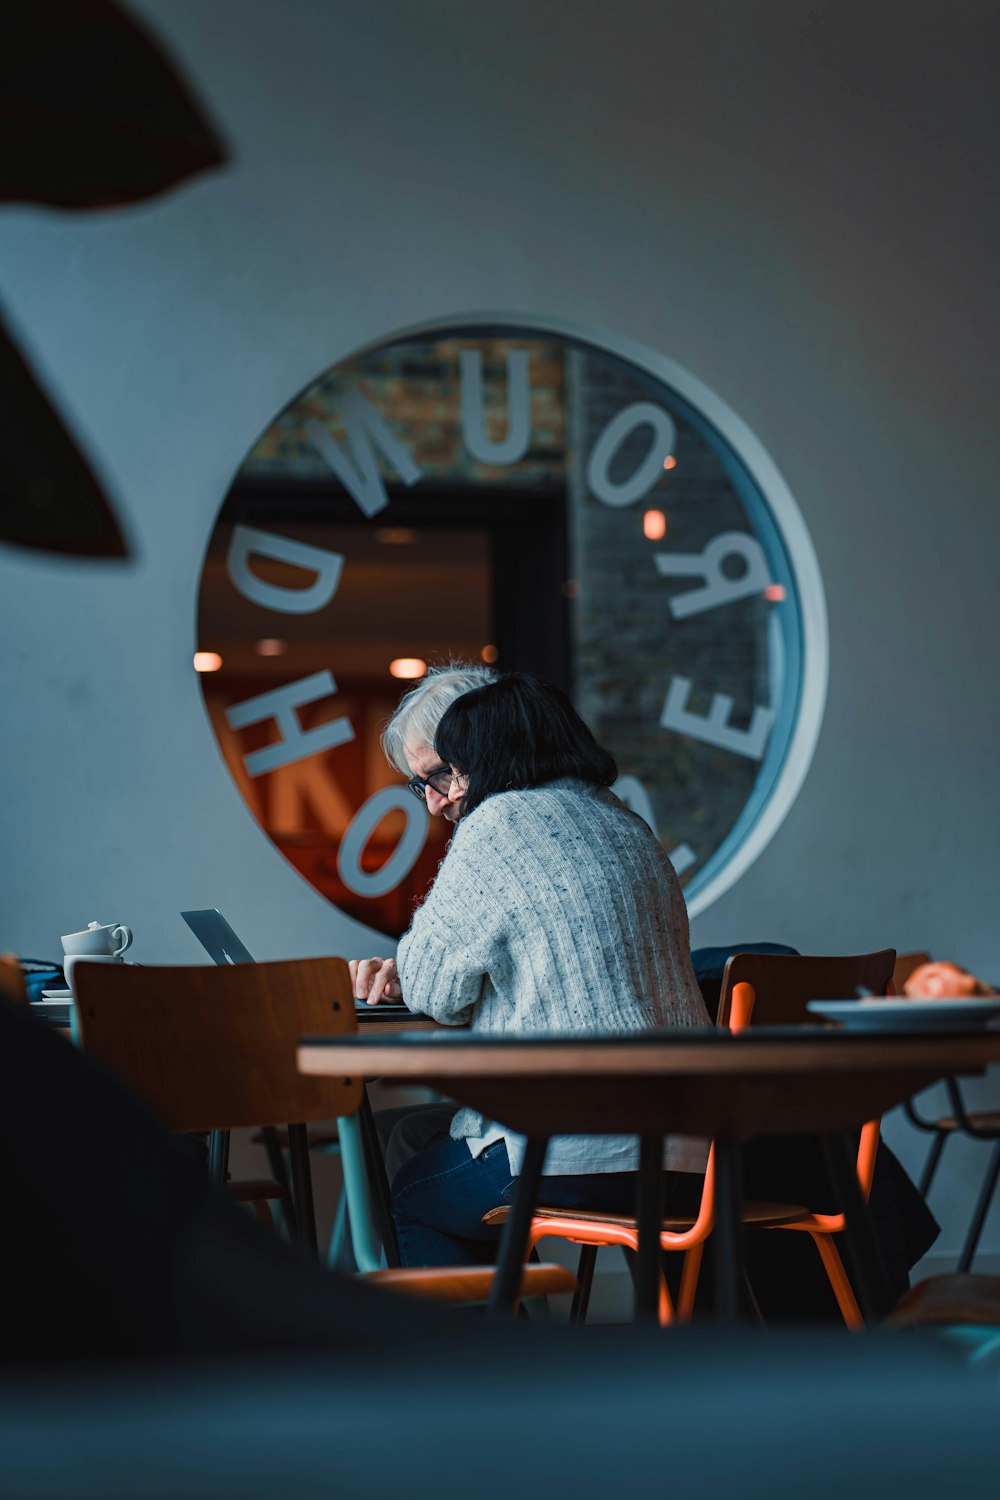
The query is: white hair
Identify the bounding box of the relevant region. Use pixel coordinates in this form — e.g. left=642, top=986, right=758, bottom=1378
left=381, top=661, right=497, bottom=773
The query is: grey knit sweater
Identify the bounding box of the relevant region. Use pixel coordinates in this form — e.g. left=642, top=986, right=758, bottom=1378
left=396, top=779, right=710, bottom=1175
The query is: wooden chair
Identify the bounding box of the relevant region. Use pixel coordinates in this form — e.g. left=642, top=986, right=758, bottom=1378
left=73, top=957, right=574, bottom=1309
left=892, top=951, right=932, bottom=995
left=486, top=949, right=895, bottom=1327
left=712, top=948, right=895, bottom=1326
left=896, top=950, right=1000, bottom=1271
left=886, top=1273, right=1000, bottom=1330
left=0, top=955, right=27, bottom=1004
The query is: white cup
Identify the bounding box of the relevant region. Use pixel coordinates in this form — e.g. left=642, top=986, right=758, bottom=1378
left=63, top=953, right=123, bottom=995
left=61, top=921, right=133, bottom=960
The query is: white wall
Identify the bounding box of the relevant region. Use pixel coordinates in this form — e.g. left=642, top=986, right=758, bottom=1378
left=2, top=0, right=998, bottom=1257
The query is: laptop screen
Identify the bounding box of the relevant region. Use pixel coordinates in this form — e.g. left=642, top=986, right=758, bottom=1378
left=181, top=909, right=255, bottom=966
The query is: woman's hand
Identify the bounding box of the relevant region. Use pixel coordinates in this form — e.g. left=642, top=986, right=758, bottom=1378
left=348, top=956, right=403, bottom=1005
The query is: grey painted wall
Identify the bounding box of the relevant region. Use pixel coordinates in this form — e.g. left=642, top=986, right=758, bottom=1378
left=2, top=0, right=998, bottom=1257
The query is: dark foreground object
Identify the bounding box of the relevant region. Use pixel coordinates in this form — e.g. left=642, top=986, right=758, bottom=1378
left=0, top=994, right=993, bottom=1499
left=1, top=1328, right=997, bottom=1500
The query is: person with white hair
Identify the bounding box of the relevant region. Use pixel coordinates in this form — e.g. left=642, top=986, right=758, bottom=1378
left=348, top=663, right=499, bottom=1183
left=350, top=662, right=496, bottom=1007
left=363, top=671, right=709, bottom=1266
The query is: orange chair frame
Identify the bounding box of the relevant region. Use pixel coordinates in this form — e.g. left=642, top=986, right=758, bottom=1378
left=515, top=983, right=755, bottom=1326
left=518, top=953, right=893, bottom=1328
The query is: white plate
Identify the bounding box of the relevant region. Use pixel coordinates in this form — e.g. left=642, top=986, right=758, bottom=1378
left=39, top=989, right=74, bottom=1001
left=807, top=998, right=1000, bottom=1032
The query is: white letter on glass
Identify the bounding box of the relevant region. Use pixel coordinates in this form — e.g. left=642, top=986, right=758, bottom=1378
left=226, top=671, right=355, bottom=777
left=586, top=402, right=677, bottom=508
left=659, top=676, right=774, bottom=762
left=227, top=526, right=344, bottom=614
left=655, top=533, right=769, bottom=620
left=306, top=388, right=422, bottom=518
left=459, top=349, right=532, bottom=464
left=338, top=786, right=429, bottom=898
left=612, top=774, right=659, bottom=837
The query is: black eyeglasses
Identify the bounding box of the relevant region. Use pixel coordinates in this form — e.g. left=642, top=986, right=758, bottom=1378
left=406, top=766, right=468, bottom=802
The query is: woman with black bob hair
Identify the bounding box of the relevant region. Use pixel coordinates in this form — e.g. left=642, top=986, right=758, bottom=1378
left=388, top=672, right=710, bottom=1268
left=434, top=671, right=617, bottom=817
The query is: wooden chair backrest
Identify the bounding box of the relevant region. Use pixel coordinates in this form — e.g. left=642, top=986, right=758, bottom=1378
left=716, top=949, right=896, bottom=1028
left=891, top=951, right=932, bottom=996
left=0, top=955, right=27, bottom=1005
left=74, top=957, right=362, bottom=1131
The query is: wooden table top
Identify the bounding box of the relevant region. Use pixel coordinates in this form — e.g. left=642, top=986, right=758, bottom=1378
left=298, top=1025, right=1000, bottom=1140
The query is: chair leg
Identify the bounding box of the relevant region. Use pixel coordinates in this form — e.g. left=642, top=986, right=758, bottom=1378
left=741, top=1269, right=766, bottom=1326
left=677, top=1242, right=704, bottom=1322
left=250, top=1198, right=274, bottom=1229
left=287, top=1123, right=319, bottom=1257
left=259, top=1125, right=297, bottom=1241
left=919, top=1131, right=949, bottom=1200
left=657, top=1271, right=676, bottom=1327
left=488, top=1137, right=548, bottom=1318
left=208, top=1128, right=230, bottom=1190
left=570, top=1244, right=598, bottom=1323
left=326, top=1190, right=349, bottom=1270
left=808, top=1231, right=863, bottom=1329
left=958, top=1140, right=1000, bottom=1274
left=821, top=1133, right=890, bottom=1324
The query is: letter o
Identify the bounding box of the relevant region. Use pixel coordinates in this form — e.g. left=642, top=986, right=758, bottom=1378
left=586, top=401, right=678, bottom=508
left=337, top=786, right=429, bottom=897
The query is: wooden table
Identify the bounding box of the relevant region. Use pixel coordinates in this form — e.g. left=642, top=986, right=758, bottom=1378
left=299, top=1024, right=1000, bottom=1320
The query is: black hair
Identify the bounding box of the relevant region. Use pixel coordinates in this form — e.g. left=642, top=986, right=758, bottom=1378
left=434, top=672, right=617, bottom=817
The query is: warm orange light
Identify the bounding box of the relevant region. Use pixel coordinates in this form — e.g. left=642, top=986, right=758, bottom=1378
left=662, top=455, right=677, bottom=470
left=481, top=644, right=499, bottom=664
left=193, top=651, right=223, bottom=673
left=764, top=584, right=787, bottom=602
left=643, top=509, right=667, bottom=541
left=376, top=527, right=419, bottom=545
left=255, top=637, right=288, bottom=657
left=390, top=657, right=427, bottom=680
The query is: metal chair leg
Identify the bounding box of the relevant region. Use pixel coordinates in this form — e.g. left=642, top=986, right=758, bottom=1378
left=571, top=1244, right=598, bottom=1323
left=326, top=1190, right=349, bottom=1270
left=918, top=1130, right=949, bottom=1200
left=259, top=1124, right=298, bottom=1241
left=957, top=1140, right=1000, bottom=1273
left=287, top=1122, right=318, bottom=1257
left=742, top=1269, right=766, bottom=1326
left=208, top=1128, right=230, bottom=1189
left=822, top=1133, right=891, bottom=1323
left=712, top=1137, right=745, bottom=1323
left=489, top=1137, right=548, bottom=1318
left=634, top=1136, right=665, bottom=1324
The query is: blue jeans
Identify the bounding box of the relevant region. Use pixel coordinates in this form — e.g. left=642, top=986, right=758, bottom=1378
left=391, top=1136, right=702, bottom=1267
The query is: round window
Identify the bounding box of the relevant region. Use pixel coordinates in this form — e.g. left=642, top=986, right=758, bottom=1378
left=195, top=318, right=826, bottom=932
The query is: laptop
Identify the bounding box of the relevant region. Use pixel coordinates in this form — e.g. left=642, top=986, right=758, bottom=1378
left=180, top=909, right=414, bottom=1020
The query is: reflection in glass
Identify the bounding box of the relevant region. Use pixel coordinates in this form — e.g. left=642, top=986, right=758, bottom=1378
left=196, top=329, right=803, bottom=935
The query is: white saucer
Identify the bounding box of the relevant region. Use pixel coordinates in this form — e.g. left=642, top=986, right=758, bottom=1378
left=39, top=989, right=74, bottom=1001
left=807, top=998, right=1000, bottom=1033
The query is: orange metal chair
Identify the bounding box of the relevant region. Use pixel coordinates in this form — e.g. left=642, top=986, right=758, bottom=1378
left=486, top=979, right=807, bottom=1326
left=704, top=948, right=894, bottom=1327
left=486, top=949, right=895, bottom=1327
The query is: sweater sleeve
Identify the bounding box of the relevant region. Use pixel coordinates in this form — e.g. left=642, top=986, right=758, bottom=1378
left=395, top=825, right=499, bottom=1025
